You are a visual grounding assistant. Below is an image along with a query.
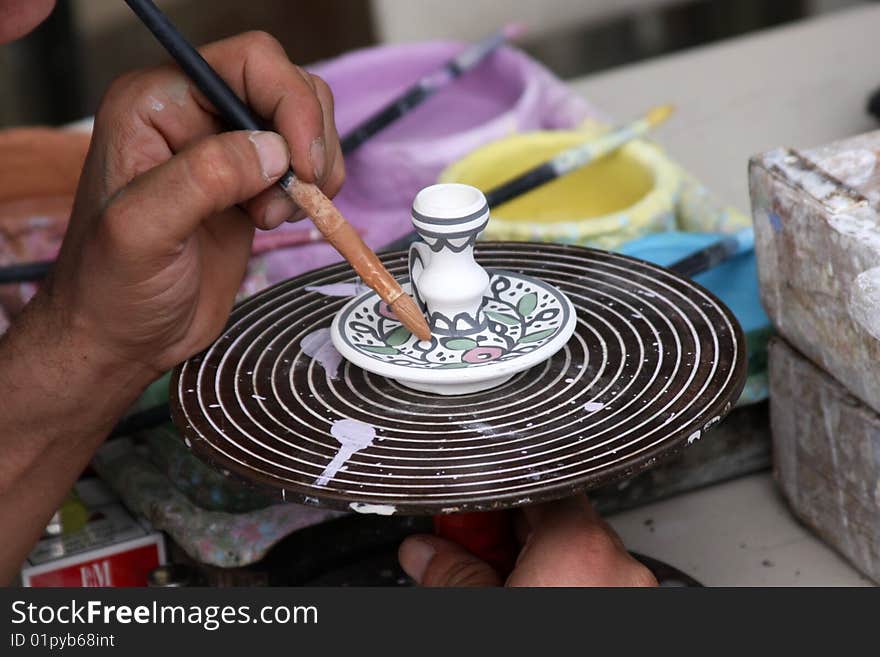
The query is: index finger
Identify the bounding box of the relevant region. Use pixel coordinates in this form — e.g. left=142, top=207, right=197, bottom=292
left=96, top=31, right=328, bottom=194
left=199, top=31, right=328, bottom=182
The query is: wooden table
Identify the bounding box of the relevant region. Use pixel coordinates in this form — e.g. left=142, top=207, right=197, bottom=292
left=575, top=3, right=880, bottom=586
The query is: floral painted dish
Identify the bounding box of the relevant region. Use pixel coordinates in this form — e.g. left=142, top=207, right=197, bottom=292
left=330, top=270, right=576, bottom=394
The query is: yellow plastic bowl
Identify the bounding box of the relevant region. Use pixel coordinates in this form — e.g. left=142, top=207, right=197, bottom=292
left=440, top=130, right=681, bottom=249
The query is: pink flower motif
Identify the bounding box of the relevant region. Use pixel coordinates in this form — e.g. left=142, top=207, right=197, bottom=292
left=462, top=346, right=504, bottom=364
left=378, top=301, right=398, bottom=320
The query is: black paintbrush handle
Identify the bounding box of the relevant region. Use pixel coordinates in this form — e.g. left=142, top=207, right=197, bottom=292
left=340, top=31, right=507, bottom=155
left=124, top=0, right=263, bottom=133
left=668, top=236, right=740, bottom=278
left=124, top=0, right=298, bottom=189
left=484, top=163, right=557, bottom=208
left=0, top=259, right=52, bottom=284
left=341, top=85, right=433, bottom=155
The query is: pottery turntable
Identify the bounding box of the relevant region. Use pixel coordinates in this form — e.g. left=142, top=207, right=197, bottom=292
left=171, top=184, right=746, bottom=514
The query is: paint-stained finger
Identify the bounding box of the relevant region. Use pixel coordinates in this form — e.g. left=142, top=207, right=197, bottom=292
left=196, top=31, right=326, bottom=183
left=92, top=30, right=329, bottom=203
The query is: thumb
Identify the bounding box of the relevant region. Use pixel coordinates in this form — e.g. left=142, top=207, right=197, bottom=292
left=398, top=535, right=503, bottom=587
left=105, top=130, right=290, bottom=249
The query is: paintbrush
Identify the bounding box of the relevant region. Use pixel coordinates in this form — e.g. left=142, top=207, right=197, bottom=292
left=668, top=227, right=754, bottom=277
left=378, top=105, right=674, bottom=253
left=340, top=23, right=527, bottom=155
left=124, top=0, right=430, bottom=341
left=0, top=259, right=51, bottom=284
left=484, top=104, right=675, bottom=208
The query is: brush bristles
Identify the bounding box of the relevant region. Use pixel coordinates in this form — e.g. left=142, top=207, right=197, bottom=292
left=390, top=294, right=432, bottom=341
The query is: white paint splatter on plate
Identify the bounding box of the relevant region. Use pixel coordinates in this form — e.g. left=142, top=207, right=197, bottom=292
left=349, top=503, right=396, bottom=516
left=314, top=418, right=376, bottom=487
left=301, top=328, right=343, bottom=379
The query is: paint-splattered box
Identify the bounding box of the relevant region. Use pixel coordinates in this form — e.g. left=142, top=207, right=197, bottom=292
left=752, top=131, right=880, bottom=583
left=750, top=130, right=880, bottom=415
left=768, top=337, right=880, bottom=583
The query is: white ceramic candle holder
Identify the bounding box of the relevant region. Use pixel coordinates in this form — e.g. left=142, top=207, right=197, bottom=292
left=331, top=184, right=577, bottom=395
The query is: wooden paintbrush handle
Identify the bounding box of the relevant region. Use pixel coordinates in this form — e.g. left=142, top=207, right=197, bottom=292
left=284, top=178, right=404, bottom=304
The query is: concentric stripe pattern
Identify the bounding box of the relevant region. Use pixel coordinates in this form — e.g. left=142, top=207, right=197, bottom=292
left=171, top=243, right=746, bottom=514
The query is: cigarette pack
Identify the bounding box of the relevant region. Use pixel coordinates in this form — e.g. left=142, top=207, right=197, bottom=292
left=20, top=478, right=166, bottom=587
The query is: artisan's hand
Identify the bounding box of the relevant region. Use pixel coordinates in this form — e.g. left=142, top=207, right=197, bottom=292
left=398, top=496, right=657, bottom=587
left=44, top=30, right=344, bottom=383
left=0, top=30, right=343, bottom=583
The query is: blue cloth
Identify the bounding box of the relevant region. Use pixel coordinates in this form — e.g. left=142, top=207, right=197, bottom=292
left=616, top=230, right=769, bottom=334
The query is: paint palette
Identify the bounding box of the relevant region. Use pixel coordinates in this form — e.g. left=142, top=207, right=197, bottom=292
left=171, top=243, right=746, bottom=515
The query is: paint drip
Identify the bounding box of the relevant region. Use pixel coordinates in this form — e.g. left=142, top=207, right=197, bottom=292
left=349, top=502, right=396, bottom=516
left=305, top=281, right=368, bottom=297
left=315, top=418, right=376, bottom=487
left=301, top=328, right=342, bottom=379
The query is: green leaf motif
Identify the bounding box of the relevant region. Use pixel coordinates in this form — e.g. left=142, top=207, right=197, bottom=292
left=486, top=311, right=519, bottom=325
left=519, top=328, right=556, bottom=344
left=361, top=345, right=399, bottom=355
left=437, top=362, right=468, bottom=369
left=385, top=325, right=412, bottom=346
left=444, top=338, right=478, bottom=350
left=517, top=292, right=538, bottom=317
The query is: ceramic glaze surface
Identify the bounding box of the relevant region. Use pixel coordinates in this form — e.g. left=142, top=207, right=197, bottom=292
left=335, top=272, right=572, bottom=371
left=408, top=183, right=491, bottom=336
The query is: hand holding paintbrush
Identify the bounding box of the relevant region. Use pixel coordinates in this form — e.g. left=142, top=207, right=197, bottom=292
left=123, top=0, right=430, bottom=341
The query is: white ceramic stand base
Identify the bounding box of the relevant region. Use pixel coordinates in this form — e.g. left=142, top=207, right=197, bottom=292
left=330, top=273, right=577, bottom=396
left=396, top=373, right=515, bottom=395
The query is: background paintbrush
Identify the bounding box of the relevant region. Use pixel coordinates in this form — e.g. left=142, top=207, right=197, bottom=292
left=484, top=104, right=674, bottom=208
left=123, top=0, right=430, bottom=341
left=0, top=259, right=51, bottom=284
left=340, top=23, right=526, bottom=155
left=668, top=227, right=754, bottom=277
left=379, top=105, right=674, bottom=253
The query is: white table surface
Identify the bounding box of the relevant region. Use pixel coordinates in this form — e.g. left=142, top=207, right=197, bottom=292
left=571, top=3, right=880, bottom=211
left=573, top=4, right=880, bottom=586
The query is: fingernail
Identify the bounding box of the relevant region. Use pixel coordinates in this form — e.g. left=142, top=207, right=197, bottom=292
left=399, top=537, right=435, bottom=584
left=264, top=196, right=293, bottom=228
left=309, top=136, right=326, bottom=182
left=249, top=131, right=289, bottom=181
